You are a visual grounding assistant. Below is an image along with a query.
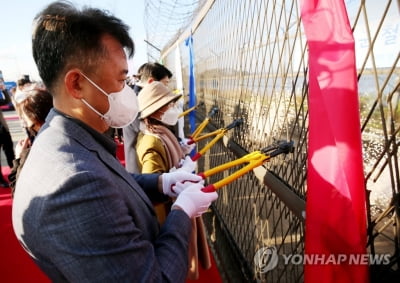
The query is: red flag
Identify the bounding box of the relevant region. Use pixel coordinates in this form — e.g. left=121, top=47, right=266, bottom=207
left=301, top=0, right=368, bottom=282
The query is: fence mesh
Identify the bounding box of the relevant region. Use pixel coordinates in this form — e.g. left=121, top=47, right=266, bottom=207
left=146, top=0, right=400, bottom=281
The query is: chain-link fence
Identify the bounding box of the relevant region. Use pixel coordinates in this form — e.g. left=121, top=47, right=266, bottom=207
left=147, top=0, right=400, bottom=281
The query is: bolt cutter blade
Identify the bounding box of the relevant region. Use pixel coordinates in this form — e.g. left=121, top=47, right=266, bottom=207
left=225, top=118, right=243, bottom=130
left=261, top=140, right=294, bottom=157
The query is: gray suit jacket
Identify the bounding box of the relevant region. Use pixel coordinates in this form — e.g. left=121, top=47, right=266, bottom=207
left=122, top=117, right=140, bottom=173
left=12, top=109, right=191, bottom=282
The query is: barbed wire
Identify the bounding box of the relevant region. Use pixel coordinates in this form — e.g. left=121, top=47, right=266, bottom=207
left=143, top=0, right=204, bottom=61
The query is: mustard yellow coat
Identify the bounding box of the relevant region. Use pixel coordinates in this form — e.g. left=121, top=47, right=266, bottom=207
left=136, top=132, right=169, bottom=174
left=136, top=132, right=171, bottom=224
left=136, top=132, right=211, bottom=280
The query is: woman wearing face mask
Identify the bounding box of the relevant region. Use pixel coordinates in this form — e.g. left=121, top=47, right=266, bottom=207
left=136, top=81, right=210, bottom=280
left=8, top=87, right=53, bottom=196
left=136, top=81, right=191, bottom=174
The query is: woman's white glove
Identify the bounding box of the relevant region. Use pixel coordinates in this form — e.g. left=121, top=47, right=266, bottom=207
left=178, top=155, right=197, bottom=173
left=161, top=171, right=203, bottom=197
left=180, top=138, right=196, bottom=155
left=172, top=182, right=218, bottom=218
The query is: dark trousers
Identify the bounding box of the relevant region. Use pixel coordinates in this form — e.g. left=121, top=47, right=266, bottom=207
left=0, top=125, right=15, bottom=181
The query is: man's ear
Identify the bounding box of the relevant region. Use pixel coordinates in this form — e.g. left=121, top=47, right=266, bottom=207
left=65, top=69, right=84, bottom=99
left=147, top=78, right=154, bottom=84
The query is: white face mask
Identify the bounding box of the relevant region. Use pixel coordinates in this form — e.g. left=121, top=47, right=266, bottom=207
left=160, top=105, right=180, bottom=126
left=80, top=73, right=138, bottom=128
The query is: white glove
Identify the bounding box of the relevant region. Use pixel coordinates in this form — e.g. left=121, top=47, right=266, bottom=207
left=178, top=155, right=197, bottom=173
left=161, top=171, right=203, bottom=197
left=180, top=138, right=196, bottom=155
left=172, top=182, right=218, bottom=218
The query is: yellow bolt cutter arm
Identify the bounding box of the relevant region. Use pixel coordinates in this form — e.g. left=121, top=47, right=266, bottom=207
left=199, top=140, right=294, bottom=192
left=178, top=102, right=204, bottom=118
left=190, top=106, right=219, bottom=139
left=191, top=118, right=243, bottom=161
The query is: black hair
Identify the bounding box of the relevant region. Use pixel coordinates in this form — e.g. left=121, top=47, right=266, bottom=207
left=32, top=1, right=134, bottom=92
left=138, top=62, right=173, bottom=82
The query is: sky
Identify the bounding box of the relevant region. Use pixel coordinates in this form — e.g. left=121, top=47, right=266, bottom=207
left=0, top=0, right=149, bottom=82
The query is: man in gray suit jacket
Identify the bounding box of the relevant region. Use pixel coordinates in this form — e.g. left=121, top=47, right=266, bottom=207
left=12, top=2, right=218, bottom=282
left=123, top=62, right=173, bottom=174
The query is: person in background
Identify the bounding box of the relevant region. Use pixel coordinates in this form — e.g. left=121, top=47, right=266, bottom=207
left=122, top=62, right=173, bottom=174
left=0, top=81, right=15, bottom=187
left=127, top=73, right=140, bottom=90
left=8, top=87, right=53, bottom=196
left=11, top=75, right=34, bottom=133
left=13, top=75, right=32, bottom=105
left=12, top=2, right=217, bottom=282
left=0, top=108, right=15, bottom=188
left=136, top=62, right=173, bottom=93
left=137, top=81, right=209, bottom=280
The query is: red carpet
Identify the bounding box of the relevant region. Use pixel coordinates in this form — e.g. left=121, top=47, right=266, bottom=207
left=0, top=167, right=50, bottom=283
left=0, top=145, right=222, bottom=282
left=186, top=253, right=223, bottom=283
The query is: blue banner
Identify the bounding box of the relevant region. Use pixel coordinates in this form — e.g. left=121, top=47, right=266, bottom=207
left=185, top=34, right=196, bottom=133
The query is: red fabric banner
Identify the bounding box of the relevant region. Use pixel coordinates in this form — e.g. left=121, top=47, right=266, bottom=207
left=300, top=0, right=369, bottom=282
